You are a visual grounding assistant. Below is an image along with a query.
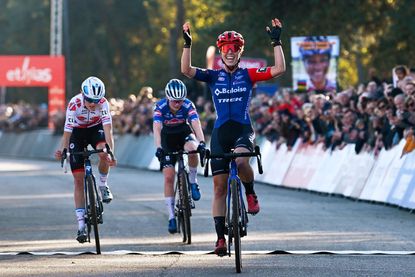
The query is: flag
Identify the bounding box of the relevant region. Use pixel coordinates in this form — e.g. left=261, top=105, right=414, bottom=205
left=401, top=135, right=415, bottom=158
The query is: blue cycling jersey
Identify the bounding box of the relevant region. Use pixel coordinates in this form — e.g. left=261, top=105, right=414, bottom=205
left=194, top=67, right=273, bottom=128
left=153, top=98, right=198, bottom=127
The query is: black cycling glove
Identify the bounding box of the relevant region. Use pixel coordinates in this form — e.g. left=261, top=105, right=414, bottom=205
left=183, top=28, right=192, bottom=48
left=155, top=147, right=164, bottom=162
left=267, top=24, right=282, bottom=47
left=197, top=141, right=206, bottom=154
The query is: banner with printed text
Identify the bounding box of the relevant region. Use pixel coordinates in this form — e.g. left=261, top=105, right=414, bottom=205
left=0, top=55, right=66, bottom=129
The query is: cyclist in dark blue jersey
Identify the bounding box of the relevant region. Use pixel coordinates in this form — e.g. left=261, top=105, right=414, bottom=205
left=153, top=79, right=206, bottom=234
left=181, top=18, right=286, bottom=256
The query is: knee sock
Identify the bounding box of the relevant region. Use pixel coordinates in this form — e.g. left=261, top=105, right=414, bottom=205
left=75, top=208, right=85, bottom=230
left=189, top=166, right=197, bottom=184
left=98, top=171, right=108, bottom=187
left=242, top=181, right=255, bottom=194
left=165, top=196, right=175, bottom=220
left=214, top=216, right=226, bottom=239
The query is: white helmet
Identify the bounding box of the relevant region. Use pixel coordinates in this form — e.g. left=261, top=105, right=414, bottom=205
left=81, top=76, right=105, bottom=103
left=165, top=79, right=187, bottom=100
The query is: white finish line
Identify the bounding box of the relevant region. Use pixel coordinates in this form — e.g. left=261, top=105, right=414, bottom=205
left=1, top=250, right=415, bottom=256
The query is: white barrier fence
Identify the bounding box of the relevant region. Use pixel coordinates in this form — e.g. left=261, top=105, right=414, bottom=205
left=255, top=138, right=415, bottom=210
left=1, top=130, right=414, bottom=210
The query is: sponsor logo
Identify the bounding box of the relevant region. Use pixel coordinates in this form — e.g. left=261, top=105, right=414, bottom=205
left=257, top=67, right=267, bottom=73
left=235, top=74, right=244, bottom=80
left=218, top=77, right=225, bottom=81
left=214, top=86, right=247, bottom=96
left=6, top=57, right=52, bottom=84
left=218, top=97, right=243, bottom=103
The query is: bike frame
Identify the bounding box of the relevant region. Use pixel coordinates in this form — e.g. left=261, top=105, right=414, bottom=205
left=61, top=144, right=114, bottom=255
left=83, top=156, right=103, bottom=227
left=163, top=149, right=203, bottom=245
left=204, top=146, right=262, bottom=273
left=226, top=159, right=248, bottom=243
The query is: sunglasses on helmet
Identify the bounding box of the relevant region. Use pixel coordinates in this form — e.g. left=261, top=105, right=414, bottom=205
left=220, top=44, right=241, bottom=53
left=84, top=96, right=101, bottom=104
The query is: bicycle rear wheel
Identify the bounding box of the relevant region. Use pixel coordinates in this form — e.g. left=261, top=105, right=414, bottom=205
left=180, top=171, right=192, bottom=244
left=86, top=175, right=101, bottom=254
left=231, top=179, right=242, bottom=273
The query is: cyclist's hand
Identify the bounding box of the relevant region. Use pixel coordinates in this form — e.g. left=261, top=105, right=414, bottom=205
left=197, top=141, right=206, bottom=155
left=183, top=22, right=192, bottom=48
left=155, top=147, right=164, bottom=162
left=55, top=150, right=62, bottom=160
left=266, top=18, right=282, bottom=47
left=106, top=154, right=117, bottom=167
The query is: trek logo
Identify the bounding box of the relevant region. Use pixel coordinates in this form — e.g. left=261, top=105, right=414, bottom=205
left=214, top=86, right=247, bottom=96
left=218, top=97, right=243, bottom=103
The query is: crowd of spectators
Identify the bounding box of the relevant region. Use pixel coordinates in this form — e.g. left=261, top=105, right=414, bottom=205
left=0, top=102, right=48, bottom=132
left=2, top=64, right=415, bottom=156
left=251, top=65, right=415, bottom=155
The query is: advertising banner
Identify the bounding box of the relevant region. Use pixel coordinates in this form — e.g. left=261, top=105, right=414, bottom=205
left=0, top=55, right=66, bottom=129
left=290, top=36, right=339, bottom=92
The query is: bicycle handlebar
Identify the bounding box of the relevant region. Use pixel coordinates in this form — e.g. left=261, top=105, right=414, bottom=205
left=161, top=149, right=205, bottom=167
left=61, top=143, right=115, bottom=173
left=203, top=145, right=263, bottom=177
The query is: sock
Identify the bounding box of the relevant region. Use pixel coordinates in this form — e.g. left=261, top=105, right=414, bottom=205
left=75, top=208, right=85, bottom=230
left=243, top=181, right=255, bottom=195
left=189, top=167, right=197, bottom=184
left=165, top=196, right=175, bottom=220
left=214, top=216, right=226, bottom=239
left=99, top=171, right=108, bottom=187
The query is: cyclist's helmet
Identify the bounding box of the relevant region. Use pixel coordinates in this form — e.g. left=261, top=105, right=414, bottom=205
left=216, top=31, right=245, bottom=51
left=81, top=76, right=105, bottom=103
left=299, top=36, right=332, bottom=59
left=165, top=79, right=187, bottom=101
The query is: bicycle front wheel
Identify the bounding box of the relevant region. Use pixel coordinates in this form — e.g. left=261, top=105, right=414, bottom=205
left=231, top=179, right=242, bottom=273
left=175, top=179, right=186, bottom=242
left=180, top=171, right=192, bottom=244
left=86, top=175, right=101, bottom=254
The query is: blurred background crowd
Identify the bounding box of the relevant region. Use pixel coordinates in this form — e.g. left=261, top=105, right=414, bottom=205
left=1, top=64, right=415, bottom=156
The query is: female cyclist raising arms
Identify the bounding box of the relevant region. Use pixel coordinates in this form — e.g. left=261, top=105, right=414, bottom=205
left=181, top=18, right=286, bottom=256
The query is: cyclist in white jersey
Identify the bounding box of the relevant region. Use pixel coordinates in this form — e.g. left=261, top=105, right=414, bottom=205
left=55, top=76, right=117, bottom=243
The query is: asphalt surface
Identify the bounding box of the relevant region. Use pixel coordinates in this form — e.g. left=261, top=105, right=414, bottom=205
left=1, top=157, right=415, bottom=276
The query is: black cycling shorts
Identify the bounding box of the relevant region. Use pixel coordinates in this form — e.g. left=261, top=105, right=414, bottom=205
left=69, top=124, right=106, bottom=172
left=210, top=120, right=255, bottom=176
left=160, top=124, right=195, bottom=168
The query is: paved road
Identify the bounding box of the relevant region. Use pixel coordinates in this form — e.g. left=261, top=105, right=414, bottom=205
left=1, top=157, right=415, bottom=276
